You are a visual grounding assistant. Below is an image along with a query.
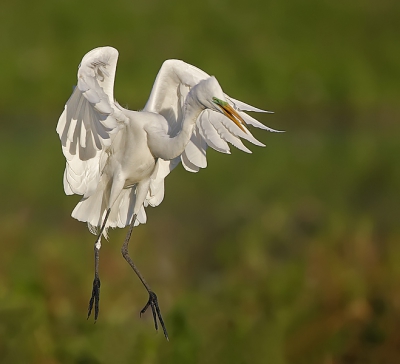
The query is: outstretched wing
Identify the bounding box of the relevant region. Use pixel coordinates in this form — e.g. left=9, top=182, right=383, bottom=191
left=143, top=59, right=278, bottom=207
left=56, top=46, right=127, bottom=198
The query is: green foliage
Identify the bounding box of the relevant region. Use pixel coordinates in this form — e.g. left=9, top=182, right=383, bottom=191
left=0, top=0, right=399, bottom=363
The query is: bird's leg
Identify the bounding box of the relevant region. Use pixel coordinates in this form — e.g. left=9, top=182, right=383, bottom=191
left=87, top=208, right=111, bottom=321
left=121, top=214, right=169, bottom=340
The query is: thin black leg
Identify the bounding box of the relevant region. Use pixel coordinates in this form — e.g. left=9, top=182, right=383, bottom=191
left=87, top=208, right=111, bottom=321
left=121, top=214, right=169, bottom=340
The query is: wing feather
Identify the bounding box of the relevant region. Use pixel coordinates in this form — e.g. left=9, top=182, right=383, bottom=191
left=198, top=110, right=231, bottom=154
left=218, top=113, right=265, bottom=147
left=143, top=59, right=275, bottom=177
left=57, top=46, right=124, bottom=197
left=227, top=96, right=271, bottom=113
left=183, top=128, right=208, bottom=169
left=207, top=113, right=252, bottom=154
left=181, top=152, right=200, bottom=173
left=145, top=158, right=181, bottom=207
left=59, top=47, right=277, bottom=234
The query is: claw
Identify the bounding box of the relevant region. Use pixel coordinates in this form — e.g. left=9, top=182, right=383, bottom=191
left=140, top=291, right=169, bottom=340
left=87, top=276, right=101, bottom=321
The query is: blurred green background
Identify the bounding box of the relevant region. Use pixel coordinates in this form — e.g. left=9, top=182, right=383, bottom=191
left=1, top=0, right=399, bottom=363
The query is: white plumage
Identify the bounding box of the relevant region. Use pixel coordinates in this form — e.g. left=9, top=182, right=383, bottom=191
left=57, top=46, right=276, bottom=237
left=56, top=46, right=277, bottom=337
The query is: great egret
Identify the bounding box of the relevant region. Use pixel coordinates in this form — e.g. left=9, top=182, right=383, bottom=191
left=56, top=46, right=278, bottom=340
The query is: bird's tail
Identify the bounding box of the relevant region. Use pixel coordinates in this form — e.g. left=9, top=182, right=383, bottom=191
left=72, top=180, right=147, bottom=238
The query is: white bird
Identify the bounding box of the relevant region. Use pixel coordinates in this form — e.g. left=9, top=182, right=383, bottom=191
left=56, top=46, right=278, bottom=339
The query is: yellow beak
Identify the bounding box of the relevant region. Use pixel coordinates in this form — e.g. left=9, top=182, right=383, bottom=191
left=212, top=97, right=247, bottom=133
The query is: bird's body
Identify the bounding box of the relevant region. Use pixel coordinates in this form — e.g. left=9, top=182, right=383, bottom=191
left=56, top=46, right=278, bottom=339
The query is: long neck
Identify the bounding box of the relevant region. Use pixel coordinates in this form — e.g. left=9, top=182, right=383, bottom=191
left=166, top=100, right=202, bottom=158
left=146, top=97, right=204, bottom=161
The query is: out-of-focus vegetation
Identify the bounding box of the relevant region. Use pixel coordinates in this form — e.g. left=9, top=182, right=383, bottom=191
left=0, top=0, right=399, bottom=363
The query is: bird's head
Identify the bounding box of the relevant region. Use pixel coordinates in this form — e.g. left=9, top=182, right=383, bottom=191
left=191, top=76, right=248, bottom=133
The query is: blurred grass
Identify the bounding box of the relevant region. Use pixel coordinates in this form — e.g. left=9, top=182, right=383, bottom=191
left=0, top=0, right=400, bottom=363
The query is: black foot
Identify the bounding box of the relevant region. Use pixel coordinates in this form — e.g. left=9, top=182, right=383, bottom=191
left=87, top=276, right=100, bottom=321
left=140, top=291, right=169, bottom=340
